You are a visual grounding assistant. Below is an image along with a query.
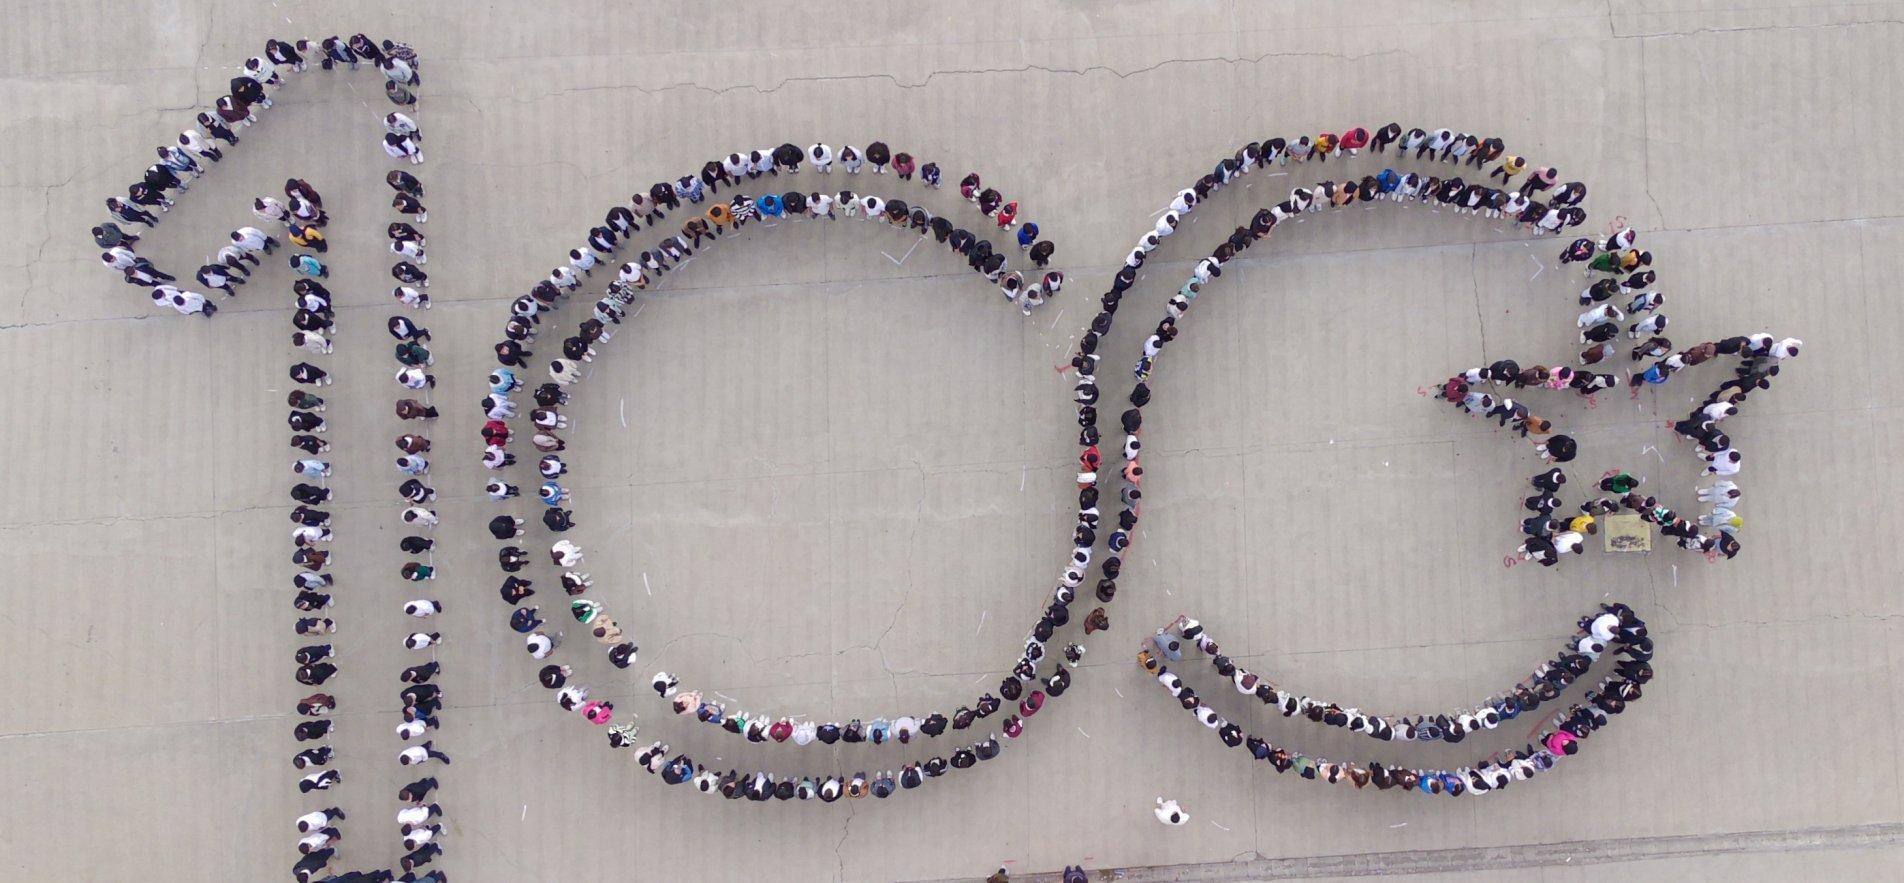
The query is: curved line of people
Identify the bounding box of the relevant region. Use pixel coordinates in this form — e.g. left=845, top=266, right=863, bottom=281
left=90, top=32, right=425, bottom=334
left=1143, top=609, right=1651, bottom=746
left=471, top=120, right=1661, bottom=800
left=1139, top=605, right=1652, bottom=796
left=608, top=720, right=1007, bottom=802
left=475, top=149, right=1125, bottom=799
left=476, top=146, right=1096, bottom=757
left=1072, top=117, right=1794, bottom=568
left=489, top=123, right=1552, bottom=787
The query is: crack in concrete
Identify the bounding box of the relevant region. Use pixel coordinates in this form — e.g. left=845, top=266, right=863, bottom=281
left=502, top=48, right=1406, bottom=101
left=1468, top=242, right=1488, bottom=363
left=1611, top=18, right=1904, bottom=40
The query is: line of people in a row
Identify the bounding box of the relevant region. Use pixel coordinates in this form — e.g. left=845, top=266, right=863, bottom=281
left=1139, top=606, right=1652, bottom=796
left=478, top=146, right=1100, bottom=785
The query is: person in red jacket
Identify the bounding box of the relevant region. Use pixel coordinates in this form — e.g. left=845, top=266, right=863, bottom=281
left=1340, top=126, right=1370, bottom=156
left=481, top=419, right=510, bottom=446
left=995, top=201, right=1018, bottom=231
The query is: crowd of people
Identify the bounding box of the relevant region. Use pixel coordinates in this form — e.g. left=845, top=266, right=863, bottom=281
left=1140, top=606, right=1652, bottom=795
left=284, top=182, right=347, bottom=862
left=1450, top=325, right=1795, bottom=564
left=99, top=51, right=1781, bottom=843
left=1070, top=117, right=1796, bottom=568
left=106, top=33, right=443, bottom=883
left=471, top=120, right=1656, bottom=805
left=474, top=143, right=1123, bottom=800
left=93, top=33, right=426, bottom=327
left=1149, top=607, right=1650, bottom=747
left=373, top=47, right=454, bottom=882
left=987, top=121, right=1706, bottom=806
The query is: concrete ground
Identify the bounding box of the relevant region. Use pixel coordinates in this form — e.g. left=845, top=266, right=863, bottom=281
left=2, top=1, right=1900, bottom=880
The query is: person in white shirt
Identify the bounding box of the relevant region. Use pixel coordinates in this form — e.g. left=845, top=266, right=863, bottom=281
left=404, top=599, right=441, bottom=617
left=808, top=143, right=833, bottom=172
left=293, top=330, right=331, bottom=353
left=394, top=238, right=426, bottom=262
left=166, top=289, right=213, bottom=316
left=482, top=395, right=516, bottom=419
left=178, top=127, right=222, bottom=162
left=393, top=285, right=429, bottom=309
left=1698, top=480, right=1740, bottom=504
left=381, top=55, right=418, bottom=87
left=396, top=803, right=440, bottom=827
left=1019, top=283, right=1045, bottom=316
left=404, top=632, right=442, bottom=650
left=288, top=195, right=324, bottom=225
left=292, top=525, right=332, bottom=546
left=296, top=808, right=344, bottom=833
left=253, top=197, right=288, bottom=223
left=1703, top=449, right=1742, bottom=476
left=241, top=56, right=280, bottom=85
left=551, top=539, right=584, bottom=567
left=568, top=248, right=597, bottom=276
left=396, top=717, right=435, bottom=740
left=384, top=111, right=418, bottom=136
left=383, top=132, right=423, bottom=164
left=526, top=632, right=557, bottom=658
left=1629, top=314, right=1668, bottom=338
left=297, top=829, right=336, bottom=854
left=100, top=247, right=139, bottom=271
left=1578, top=303, right=1624, bottom=328
left=1447, top=134, right=1475, bottom=164
left=396, top=366, right=433, bottom=389
left=230, top=226, right=277, bottom=253
left=401, top=506, right=438, bottom=528
left=403, top=824, right=441, bottom=851
left=1154, top=797, right=1189, bottom=825
left=398, top=741, right=450, bottom=766
left=214, top=245, right=257, bottom=277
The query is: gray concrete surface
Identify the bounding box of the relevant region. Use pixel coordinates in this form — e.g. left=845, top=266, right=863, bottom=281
left=2, top=1, right=1901, bottom=880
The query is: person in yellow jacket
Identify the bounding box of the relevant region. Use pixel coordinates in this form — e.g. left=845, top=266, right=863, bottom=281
left=1489, top=154, right=1527, bottom=183
left=288, top=222, right=327, bottom=253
